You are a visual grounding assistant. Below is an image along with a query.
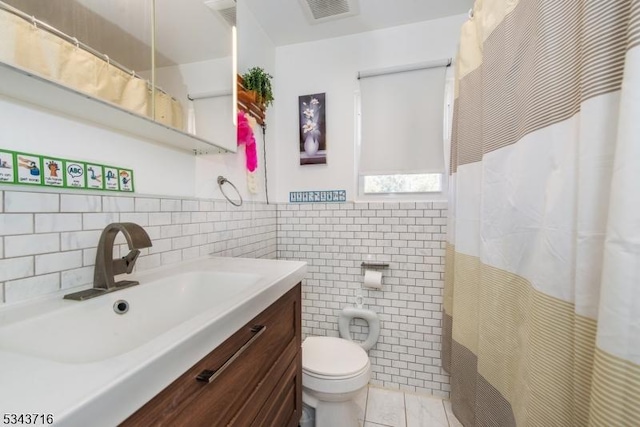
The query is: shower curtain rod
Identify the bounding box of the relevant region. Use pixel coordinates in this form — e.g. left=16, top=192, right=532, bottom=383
left=187, top=89, right=232, bottom=101
left=0, top=1, right=144, bottom=81
left=357, top=58, right=452, bottom=80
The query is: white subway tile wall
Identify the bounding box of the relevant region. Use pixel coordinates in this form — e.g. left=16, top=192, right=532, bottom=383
left=5, top=192, right=59, bottom=212
left=0, top=190, right=449, bottom=397
left=0, top=190, right=276, bottom=305
left=276, top=202, right=450, bottom=398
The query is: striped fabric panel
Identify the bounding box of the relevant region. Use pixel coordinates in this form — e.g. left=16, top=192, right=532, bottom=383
left=521, top=294, right=596, bottom=426
left=588, top=348, right=640, bottom=426
left=450, top=340, right=518, bottom=427
left=476, top=262, right=532, bottom=407
left=443, top=244, right=456, bottom=373
left=450, top=340, right=479, bottom=427
left=442, top=313, right=453, bottom=374
left=630, top=0, right=640, bottom=49
left=451, top=251, right=481, bottom=354
left=443, top=243, right=455, bottom=315
left=454, top=69, right=483, bottom=169
left=476, top=375, right=516, bottom=427
left=450, top=102, right=460, bottom=174
left=574, top=317, right=599, bottom=425
left=449, top=251, right=599, bottom=426
left=453, top=0, right=633, bottom=168
left=582, top=0, right=632, bottom=100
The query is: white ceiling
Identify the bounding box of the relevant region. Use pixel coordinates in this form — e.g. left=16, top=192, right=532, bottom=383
left=244, top=0, right=474, bottom=46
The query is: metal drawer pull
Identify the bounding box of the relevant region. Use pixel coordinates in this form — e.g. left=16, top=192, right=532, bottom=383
left=196, top=324, right=266, bottom=383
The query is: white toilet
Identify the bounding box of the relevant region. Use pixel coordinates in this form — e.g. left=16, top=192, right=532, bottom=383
left=301, top=306, right=380, bottom=427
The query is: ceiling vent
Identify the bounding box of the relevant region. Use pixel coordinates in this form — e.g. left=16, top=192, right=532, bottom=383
left=204, top=0, right=236, bottom=26
left=298, top=0, right=359, bottom=24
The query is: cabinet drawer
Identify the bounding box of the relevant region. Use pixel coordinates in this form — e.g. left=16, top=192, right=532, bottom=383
left=251, top=355, right=302, bottom=427
left=122, top=284, right=301, bottom=427
left=228, top=337, right=300, bottom=426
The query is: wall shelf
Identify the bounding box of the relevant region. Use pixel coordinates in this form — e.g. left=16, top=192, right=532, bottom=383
left=236, top=74, right=266, bottom=126
left=0, top=62, right=232, bottom=155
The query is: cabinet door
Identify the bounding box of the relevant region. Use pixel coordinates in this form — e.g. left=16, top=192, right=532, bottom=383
left=122, top=284, right=301, bottom=427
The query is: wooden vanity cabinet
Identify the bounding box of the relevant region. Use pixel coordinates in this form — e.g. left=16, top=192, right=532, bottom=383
left=121, top=284, right=302, bottom=427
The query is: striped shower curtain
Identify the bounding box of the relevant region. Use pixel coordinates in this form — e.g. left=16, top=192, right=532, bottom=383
left=443, top=0, right=639, bottom=425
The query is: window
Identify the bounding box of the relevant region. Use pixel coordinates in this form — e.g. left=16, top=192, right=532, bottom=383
left=357, top=62, right=450, bottom=198
left=363, top=173, right=442, bottom=194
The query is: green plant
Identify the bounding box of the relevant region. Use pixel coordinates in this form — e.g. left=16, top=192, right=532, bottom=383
left=241, top=67, right=274, bottom=107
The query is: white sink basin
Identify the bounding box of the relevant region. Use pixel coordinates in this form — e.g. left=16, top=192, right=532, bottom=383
left=0, top=271, right=261, bottom=363
left=0, top=256, right=306, bottom=427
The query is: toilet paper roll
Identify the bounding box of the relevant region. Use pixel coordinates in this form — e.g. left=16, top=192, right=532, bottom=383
left=363, top=269, right=383, bottom=289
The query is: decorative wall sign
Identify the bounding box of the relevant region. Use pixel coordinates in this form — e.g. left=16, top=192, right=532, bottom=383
left=289, top=190, right=346, bottom=203
left=16, top=153, right=42, bottom=185
left=65, top=161, right=86, bottom=188
left=43, top=158, right=64, bottom=187
left=118, top=169, right=134, bottom=192
left=104, top=166, right=119, bottom=191
left=0, top=149, right=134, bottom=192
left=86, top=164, right=103, bottom=190
left=0, top=150, right=16, bottom=183
left=299, top=93, right=326, bottom=165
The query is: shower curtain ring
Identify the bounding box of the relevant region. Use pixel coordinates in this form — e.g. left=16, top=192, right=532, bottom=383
left=30, top=15, right=37, bottom=29
left=72, top=37, right=79, bottom=48
left=103, top=54, right=110, bottom=65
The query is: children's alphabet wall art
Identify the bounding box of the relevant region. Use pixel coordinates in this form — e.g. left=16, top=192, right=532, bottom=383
left=0, top=149, right=134, bottom=193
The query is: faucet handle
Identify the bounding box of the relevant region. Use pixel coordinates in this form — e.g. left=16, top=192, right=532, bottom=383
left=113, top=249, right=141, bottom=275
left=122, top=249, right=141, bottom=274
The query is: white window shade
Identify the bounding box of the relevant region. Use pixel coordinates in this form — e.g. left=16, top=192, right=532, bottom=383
left=359, top=66, right=446, bottom=175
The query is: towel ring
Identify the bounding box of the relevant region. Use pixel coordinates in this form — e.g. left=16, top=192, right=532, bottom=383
left=218, top=176, right=243, bottom=207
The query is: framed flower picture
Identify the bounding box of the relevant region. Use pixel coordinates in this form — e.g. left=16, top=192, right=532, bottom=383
left=299, top=93, right=326, bottom=165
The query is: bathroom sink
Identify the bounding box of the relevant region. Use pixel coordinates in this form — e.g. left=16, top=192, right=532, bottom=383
left=0, top=271, right=261, bottom=363
left=0, top=256, right=306, bottom=427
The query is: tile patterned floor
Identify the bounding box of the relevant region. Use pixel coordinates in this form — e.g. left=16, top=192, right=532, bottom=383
left=355, top=386, right=463, bottom=427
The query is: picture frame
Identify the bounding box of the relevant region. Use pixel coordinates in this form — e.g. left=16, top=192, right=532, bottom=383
left=299, top=93, right=326, bottom=165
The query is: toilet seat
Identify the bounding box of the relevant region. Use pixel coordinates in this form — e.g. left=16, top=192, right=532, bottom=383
left=303, top=367, right=369, bottom=381
left=302, top=364, right=371, bottom=396
left=302, top=337, right=369, bottom=377
left=302, top=337, right=371, bottom=395
left=338, top=307, right=380, bottom=351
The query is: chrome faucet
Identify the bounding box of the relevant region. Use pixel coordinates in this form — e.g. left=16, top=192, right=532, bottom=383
left=64, top=223, right=152, bottom=301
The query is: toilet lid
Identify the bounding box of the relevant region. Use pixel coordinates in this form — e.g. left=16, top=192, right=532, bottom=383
left=302, top=336, right=369, bottom=378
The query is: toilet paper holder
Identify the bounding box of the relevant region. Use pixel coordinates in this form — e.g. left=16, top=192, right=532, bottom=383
left=361, top=262, right=386, bottom=290
left=360, top=262, right=389, bottom=271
